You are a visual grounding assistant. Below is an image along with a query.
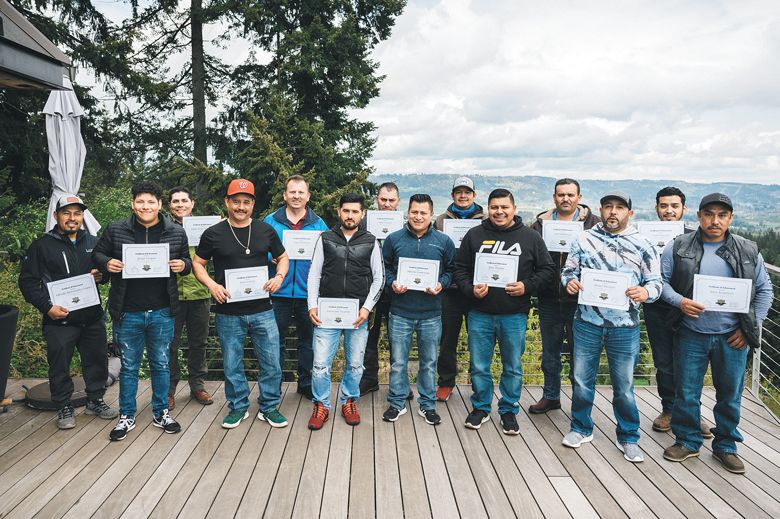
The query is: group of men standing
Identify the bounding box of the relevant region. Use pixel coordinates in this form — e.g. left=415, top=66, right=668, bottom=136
left=18, top=174, right=772, bottom=474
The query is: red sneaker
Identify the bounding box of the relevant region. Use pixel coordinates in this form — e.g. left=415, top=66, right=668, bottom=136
left=342, top=398, right=361, bottom=426
left=308, top=402, right=329, bottom=430
left=436, top=386, right=454, bottom=402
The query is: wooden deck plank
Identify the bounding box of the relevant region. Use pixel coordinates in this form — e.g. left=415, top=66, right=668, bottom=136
left=318, top=385, right=354, bottom=519
left=2, top=378, right=24, bottom=398
left=393, top=389, right=432, bottom=519
left=372, top=386, right=403, bottom=519
left=716, top=388, right=780, bottom=431
left=348, top=388, right=376, bottom=518
left=698, top=390, right=780, bottom=451
left=549, top=476, right=600, bottom=519
left=515, top=390, right=570, bottom=477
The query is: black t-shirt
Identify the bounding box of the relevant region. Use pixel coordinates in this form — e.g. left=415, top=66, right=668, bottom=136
left=196, top=219, right=285, bottom=315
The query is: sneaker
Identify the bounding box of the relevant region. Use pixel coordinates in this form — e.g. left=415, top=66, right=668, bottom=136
left=85, top=399, right=118, bottom=419
left=615, top=441, right=644, bottom=463
left=57, top=404, right=76, bottom=430
left=663, top=443, right=699, bottom=462
left=418, top=408, right=441, bottom=425
left=500, top=412, right=520, bottom=435
left=296, top=386, right=313, bottom=400
left=464, top=409, right=489, bottom=430
left=308, top=402, right=329, bottom=430
left=382, top=405, right=407, bottom=422
left=359, top=381, right=379, bottom=395
left=191, top=389, right=214, bottom=405
left=528, top=398, right=561, bottom=414
left=168, top=394, right=175, bottom=411
left=152, top=411, right=181, bottom=434
left=109, top=415, right=136, bottom=441
left=258, top=409, right=289, bottom=428
left=713, top=450, right=745, bottom=474
left=435, top=386, right=454, bottom=402
left=562, top=431, right=593, bottom=448
left=222, top=409, right=250, bottom=429
left=342, top=399, right=361, bottom=426
left=652, top=411, right=671, bottom=432
left=701, top=419, right=713, bottom=439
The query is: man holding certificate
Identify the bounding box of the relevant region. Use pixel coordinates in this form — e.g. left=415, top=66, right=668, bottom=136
left=382, top=194, right=456, bottom=425
left=193, top=179, right=290, bottom=430
left=92, top=181, right=191, bottom=441
left=453, top=188, right=556, bottom=435
left=528, top=178, right=600, bottom=415
left=660, top=193, right=773, bottom=474
left=263, top=175, right=328, bottom=400
left=561, top=191, right=662, bottom=463
left=432, top=176, right=484, bottom=402
left=19, top=194, right=117, bottom=430
left=306, top=193, right=384, bottom=430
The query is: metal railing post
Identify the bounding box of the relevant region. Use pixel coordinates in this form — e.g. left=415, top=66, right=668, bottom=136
left=751, top=326, right=762, bottom=396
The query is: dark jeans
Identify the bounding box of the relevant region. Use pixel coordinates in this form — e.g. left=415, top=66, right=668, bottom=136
left=170, top=298, right=210, bottom=394
left=437, top=289, right=469, bottom=387
left=272, top=296, right=314, bottom=390
left=43, top=319, right=108, bottom=407
left=361, top=298, right=391, bottom=387
left=538, top=299, right=577, bottom=400
left=643, top=302, right=676, bottom=413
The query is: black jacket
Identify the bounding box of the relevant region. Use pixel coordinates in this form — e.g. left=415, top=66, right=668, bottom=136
left=19, top=228, right=105, bottom=326
left=453, top=216, right=556, bottom=315
left=92, top=215, right=191, bottom=321
left=318, top=225, right=380, bottom=308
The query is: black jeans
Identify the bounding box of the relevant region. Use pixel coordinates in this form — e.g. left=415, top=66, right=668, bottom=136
left=361, top=298, right=391, bottom=387
left=437, top=290, right=470, bottom=387
left=643, top=302, right=676, bottom=413
left=43, top=319, right=108, bottom=407
left=170, top=298, right=211, bottom=393
left=272, top=296, right=314, bottom=389
left=538, top=299, right=577, bottom=401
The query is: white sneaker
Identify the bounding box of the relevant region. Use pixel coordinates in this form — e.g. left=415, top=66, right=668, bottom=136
left=562, top=430, right=593, bottom=448
left=616, top=440, right=644, bottom=463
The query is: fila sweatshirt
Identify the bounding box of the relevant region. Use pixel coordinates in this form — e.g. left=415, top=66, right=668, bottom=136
left=453, top=216, right=556, bottom=315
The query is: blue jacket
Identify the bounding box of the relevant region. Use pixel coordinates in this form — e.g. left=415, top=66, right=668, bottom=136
left=263, top=206, right=329, bottom=298
left=383, top=224, right=456, bottom=319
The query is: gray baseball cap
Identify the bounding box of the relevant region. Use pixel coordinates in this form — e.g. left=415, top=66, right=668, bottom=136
left=55, top=194, right=87, bottom=211
left=600, top=191, right=632, bottom=209
left=452, top=176, right=475, bottom=192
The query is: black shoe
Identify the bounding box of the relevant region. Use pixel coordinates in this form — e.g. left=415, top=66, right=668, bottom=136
left=528, top=398, right=561, bottom=414
left=109, top=415, right=135, bottom=441
left=359, top=382, right=379, bottom=395
left=152, top=411, right=181, bottom=434
left=297, top=386, right=313, bottom=400
left=382, top=405, right=407, bottom=422
left=464, top=409, right=489, bottom=430
left=500, top=412, right=520, bottom=435
left=418, top=408, right=441, bottom=425
left=57, top=404, right=76, bottom=429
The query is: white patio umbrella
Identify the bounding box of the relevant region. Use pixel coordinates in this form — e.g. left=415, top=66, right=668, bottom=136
left=43, top=77, right=101, bottom=235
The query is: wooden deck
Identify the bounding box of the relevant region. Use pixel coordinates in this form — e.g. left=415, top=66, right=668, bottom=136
left=1, top=379, right=779, bottom=518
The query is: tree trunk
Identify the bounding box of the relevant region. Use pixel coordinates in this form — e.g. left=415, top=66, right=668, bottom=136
left=191, top=0, right=207, bottom=164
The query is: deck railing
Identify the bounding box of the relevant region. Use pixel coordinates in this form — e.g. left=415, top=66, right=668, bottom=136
left=749, top=263, right=780, bottom=421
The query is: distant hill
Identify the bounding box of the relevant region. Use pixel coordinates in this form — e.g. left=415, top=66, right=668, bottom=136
left=371, top=174, right=780, bottom=230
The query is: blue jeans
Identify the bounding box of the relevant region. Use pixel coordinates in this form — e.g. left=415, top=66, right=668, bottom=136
left=571, top=319, right=641, bottom=444
left=388, top=313, right=441, bottom=411
left=538, top=300, right=577, bottom=400
left=272, top=296, right=314, bottom=389
left=643, top=302, right=676, bottom=413
left=115, top=308, right=174, bottom=418
left=311, top=322, right=369, bottom=409
left=468, top=310, right=527, bottom=415
left=215, top=310, right=282, bottom=413
left=672, top=326, right=748, bottom=454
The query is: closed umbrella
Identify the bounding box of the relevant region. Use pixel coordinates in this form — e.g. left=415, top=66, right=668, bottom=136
left=43, top=77, right=100, bottom=235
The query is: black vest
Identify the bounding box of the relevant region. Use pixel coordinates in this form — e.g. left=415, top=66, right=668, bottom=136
left=319, top=227, right=378, bottom=307
left=669, top=229, right=761, bottom=348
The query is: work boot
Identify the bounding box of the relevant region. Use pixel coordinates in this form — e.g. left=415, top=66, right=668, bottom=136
left=652, top=411, right=672, bottom=432
left=528, top=398, right=561, bottom=414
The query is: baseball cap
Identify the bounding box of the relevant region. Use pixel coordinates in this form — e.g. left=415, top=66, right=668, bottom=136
left=600, top=191, right=632, bottom=209
left=55, top=194, right=87, bottom=211
left=226, top=179, right=255, bottom=197
left=452, top=176, right=475, bottom=192
left=699, top=192, right=733, bottom=211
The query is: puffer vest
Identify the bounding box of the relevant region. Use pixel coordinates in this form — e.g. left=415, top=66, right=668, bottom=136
left=319, top=226, right=377, bottom=307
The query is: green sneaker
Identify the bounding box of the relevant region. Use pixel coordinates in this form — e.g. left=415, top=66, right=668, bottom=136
left=258, top=408, right=288, bottom=428
left=222, top=409, right=249, bottom=429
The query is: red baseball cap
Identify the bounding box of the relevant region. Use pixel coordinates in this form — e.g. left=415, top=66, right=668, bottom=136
left=226, top=179, right=255, bottom=197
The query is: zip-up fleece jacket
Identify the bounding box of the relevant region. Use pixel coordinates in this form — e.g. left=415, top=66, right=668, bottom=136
left=19, top=228, right=105, bottom=326
left=263, top=206, right=328, bottom=298
left=561, top=223, right=662, bottom=328
left=383, top=224, right=456, bottom=320
left=453, top=216, right=556, bottom=315
left=92, top=215, right=191, bottom=321
left=530, top=204, right=601, bottom=303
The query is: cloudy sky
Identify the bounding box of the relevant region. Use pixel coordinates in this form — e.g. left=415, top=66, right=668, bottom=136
left=355, top=0, right=780, bottom=184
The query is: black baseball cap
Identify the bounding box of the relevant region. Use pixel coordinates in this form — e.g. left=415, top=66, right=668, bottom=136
left=699, top=192, right=733, bottom=211
left=600, top=191, right=632, bottom=209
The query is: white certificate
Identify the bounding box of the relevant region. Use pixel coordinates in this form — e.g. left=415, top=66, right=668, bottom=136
left=473, top=253, right=519, bottom=288
left=693, top=274, right=752, bottom=313
left=542, top=220, right=584, bottom=253
left=283, top=230, right=321, bottom=260
left=183, top=216, right=221, bottom=246
left=397, top=257, right=440, bottom=291
left=578, top=268, right=631, bottom=311
left=318, top=298, right=359, bottom=329
left=636, top=221, right=685, bottom=250
left=442, top=219, right=481, bottom=248
left=122, top=243, right=170, bottom=279
left=366, top=210, right=404, bottom=239
left=224, top=266, right=269, bottom=302
left=46, top=273, right=100, bottom=311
